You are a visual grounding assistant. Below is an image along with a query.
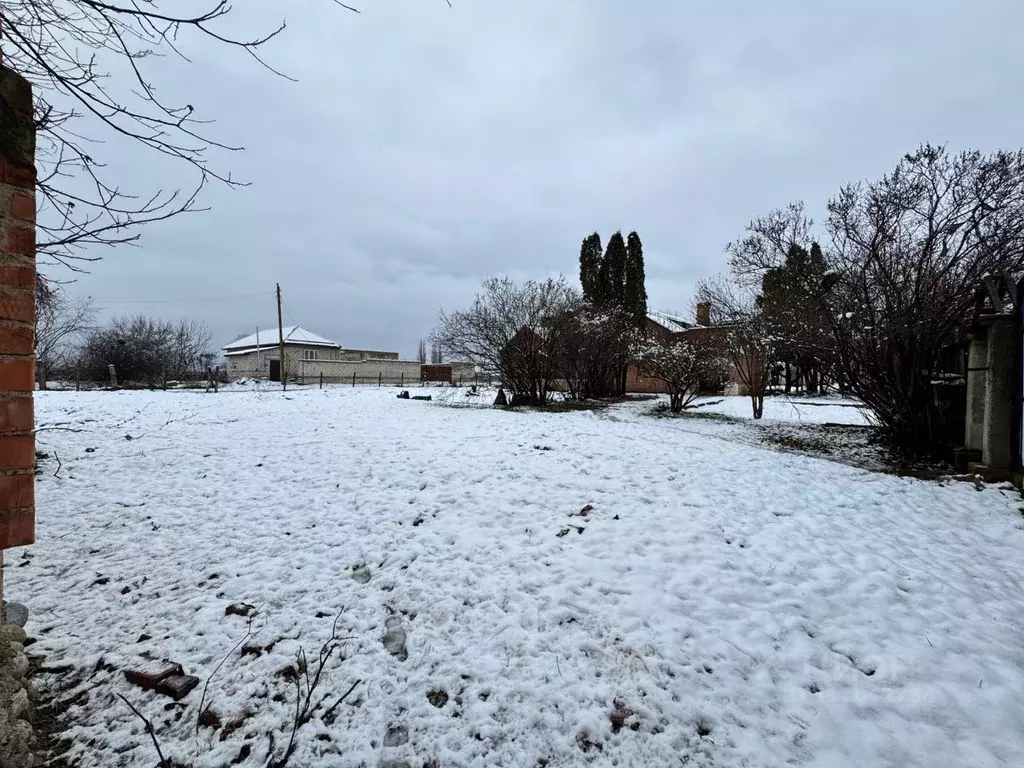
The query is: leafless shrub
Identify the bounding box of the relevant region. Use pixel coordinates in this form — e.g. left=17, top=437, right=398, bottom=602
left=34, top=282, right=95, bottom=389
left=550, top=306, right=636, bottom=401
left=694, top=275, right=780, bottom=419
left=433, top=277, right=576, bottom=404
left=825, top=144, right=1024, bottom=453
left=634, top=337, right=727, bottom=413
left=77, top=315, right=212, bottom=385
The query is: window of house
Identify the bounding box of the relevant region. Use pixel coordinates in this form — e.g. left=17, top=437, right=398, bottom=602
left=303, top=349, right=320, bottom=361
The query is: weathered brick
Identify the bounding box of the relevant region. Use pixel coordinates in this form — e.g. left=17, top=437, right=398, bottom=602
left=0, top=436, right=35, bottom=470
left=0, top=396, right=32, bottom=432
left=0, top=291, right=34, bottom=324
left=0, top=68, right=33, bottom=115
left=0, top=325, right=34, bottom=356
left=10, top=195, right=34, bottom=222
left=1, top=163, right=35, bottom=188
left=0, top=474, right=32, bottom=510
left=0, top=360, right=34, bottom=392
left=5, top=226, right=34, bottom=256
left=0, top=268, right=35, bottom=290
left=0, top=511, right=35, bottom=549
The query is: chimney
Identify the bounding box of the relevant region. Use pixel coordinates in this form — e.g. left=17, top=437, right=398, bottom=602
left=696, top=302, right=711, bottom=326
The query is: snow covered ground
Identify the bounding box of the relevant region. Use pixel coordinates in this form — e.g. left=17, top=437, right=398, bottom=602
left=17, top=388, right=1024, bottom=767
left=690, top=394, right=873, bottom=426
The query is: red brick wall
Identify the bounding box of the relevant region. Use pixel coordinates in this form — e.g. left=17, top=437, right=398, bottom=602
left=625, top=365, right=670, bottom=394
left=0, top=63, right=37, bottom=551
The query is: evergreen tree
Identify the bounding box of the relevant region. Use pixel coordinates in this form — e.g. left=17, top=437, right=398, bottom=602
left=579, top=232, right=603, bottom=304
left=624, top=231, right=648, bottom=328
left=603, top=231, right=628, bottom=307
left=758, top=241, right=836, bottom=393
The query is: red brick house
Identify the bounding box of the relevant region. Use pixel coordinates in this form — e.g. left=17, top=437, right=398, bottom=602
left=627, top=304, right=747, bottom=395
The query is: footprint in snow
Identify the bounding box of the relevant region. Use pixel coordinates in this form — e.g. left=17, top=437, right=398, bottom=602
left=383, top=616, right=408, bottom=661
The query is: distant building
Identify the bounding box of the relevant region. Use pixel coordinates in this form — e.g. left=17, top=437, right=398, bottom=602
left=627, top=304, right=743, bottom=394
left=223, top=326, right=408, bottom=383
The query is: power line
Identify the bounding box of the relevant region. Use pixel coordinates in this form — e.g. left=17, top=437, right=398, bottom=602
left=93, top=290, right=273, bottom=307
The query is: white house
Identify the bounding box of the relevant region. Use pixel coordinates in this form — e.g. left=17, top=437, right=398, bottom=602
left=223, top=326, right=400, bottom=382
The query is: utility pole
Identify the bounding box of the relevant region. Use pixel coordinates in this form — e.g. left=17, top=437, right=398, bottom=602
left=276, top=283, right=286, bottom=391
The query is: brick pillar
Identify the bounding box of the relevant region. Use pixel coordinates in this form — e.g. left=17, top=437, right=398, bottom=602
left=0, top=63, right=37, bottom=588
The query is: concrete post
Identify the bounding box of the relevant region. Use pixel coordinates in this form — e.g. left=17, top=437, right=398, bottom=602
left=0, top=64, right=37, bottom=565
left=981, top=318, right=1016, bottom=472
left=964, top=330, right=988, bottom=452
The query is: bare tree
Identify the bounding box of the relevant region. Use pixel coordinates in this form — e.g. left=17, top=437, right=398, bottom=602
left=34, top=282, right=95, bottom=389
left=551, top=305, right=635, bottom=401
left=726, top=201, right=813, bottom=288
left=634, top=336, right=727, bottom=413
left=825, top=144, right=1024, bottom=454
left=417, top=339, right=427, bottom=364
left=694, top=274, right=779, bottom=419
left=1, top=0, right=362, bottom=270
left=432, top=277, right=575, bottom=405
left=78, top=315, right=212, bottom=385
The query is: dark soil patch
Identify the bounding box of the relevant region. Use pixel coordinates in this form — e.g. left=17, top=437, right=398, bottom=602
left=33, top=665, right=89, bottom=768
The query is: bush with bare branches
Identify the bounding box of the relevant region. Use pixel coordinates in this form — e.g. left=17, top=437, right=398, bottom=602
left=78, top=315, right=212, bottom=385
left=432, top=277, right=576, bottom=405
left=716, top=144, right=1024, bottom=453
left=634, top=337, right=727, bottom=413
left=694, top=275, right=780, bottom=419
left=825, top=144, right=1024, bottom=454
left=550, top=306, right=636, bottom=401
left=34, top=282, right=95, bottom=388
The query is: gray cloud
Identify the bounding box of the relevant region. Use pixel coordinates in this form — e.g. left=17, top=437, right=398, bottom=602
left=57, top=0, right=1024, bottom=357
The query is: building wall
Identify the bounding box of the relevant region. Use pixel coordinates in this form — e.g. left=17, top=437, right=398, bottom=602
left=340, top=349, right=399, bottom=361
left=295, top=358, right=422, bottom=385
left=0, top=64, right=36, bottom=555
left=225, top=344, right=400, bottom=380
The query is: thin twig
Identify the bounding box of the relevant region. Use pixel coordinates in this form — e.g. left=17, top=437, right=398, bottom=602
left=53, top=451, right=63, bottom=479
left=196, top=609, right=261, bottom=733
left=117, top=694, right=170, bottom=768
left=321, top=679, right=361, bottom=721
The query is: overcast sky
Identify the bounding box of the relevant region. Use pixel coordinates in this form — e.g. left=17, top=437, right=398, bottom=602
left=50, top=0, right=1024, bottom=359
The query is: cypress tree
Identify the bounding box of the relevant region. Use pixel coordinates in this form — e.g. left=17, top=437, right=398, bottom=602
left=603, top=231, right=628, bottom=308
left=579, top=232, right=603, bottom=304
left=624, top=231, right=648, bottom=328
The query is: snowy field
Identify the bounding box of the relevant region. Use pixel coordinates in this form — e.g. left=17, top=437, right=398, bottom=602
left=16, top=388, right=1024, bottom=767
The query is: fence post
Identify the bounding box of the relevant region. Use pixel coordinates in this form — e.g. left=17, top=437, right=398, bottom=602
left=400, top=372, right=404, bottom=387
left=319, top=372, right=323, bottom=389
left=352, top=371, right=356, bottom=387
left=378, top=372, right=382, bottom=387
left=76, top=364, right=81, bottom=392
left=108, top=364, right=118, bottom=389
left=162, top=369, right=167, bottom=391
left=214, top=366, right=220, bottom=393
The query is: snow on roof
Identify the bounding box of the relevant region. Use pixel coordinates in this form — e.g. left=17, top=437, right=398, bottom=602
left=223, top=326, right=340, bottom=351
left=647, top=311, right=692, bottom=334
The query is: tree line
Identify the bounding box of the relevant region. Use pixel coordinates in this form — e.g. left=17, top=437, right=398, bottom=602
left=432, top=230, right=724, bottom=408
left=35, top=283, right=214, bottom=388
left=695, top=143, right=1024, bottom=455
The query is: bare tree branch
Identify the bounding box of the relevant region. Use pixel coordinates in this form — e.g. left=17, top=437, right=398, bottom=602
left=1, top=0, right=360, bottom=267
